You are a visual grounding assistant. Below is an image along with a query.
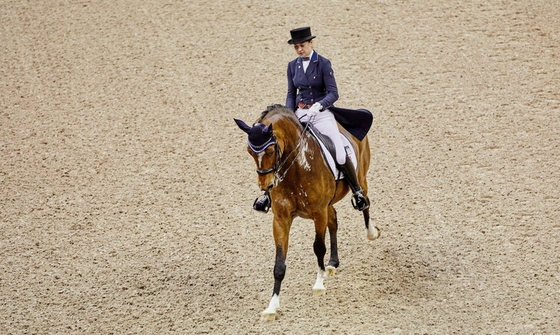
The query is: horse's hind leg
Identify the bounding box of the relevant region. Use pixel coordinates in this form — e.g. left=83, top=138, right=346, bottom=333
left=359, top=172, right=380, bottom=241
left=311, top=212, right=328, bottom=296
left=326, top=206, right=339, bottom=276
left=363, top=206, right=380, bottom=240
left=312, top=231, right=327, bottom=296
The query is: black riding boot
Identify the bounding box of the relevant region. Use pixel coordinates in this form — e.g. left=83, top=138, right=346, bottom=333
left=253, top=189, right=271, bottom=213
left=338, top=158, right=369, bottom=211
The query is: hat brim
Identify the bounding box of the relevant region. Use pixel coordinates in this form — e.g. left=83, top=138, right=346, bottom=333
left=287, top=36, right=316, bottom=44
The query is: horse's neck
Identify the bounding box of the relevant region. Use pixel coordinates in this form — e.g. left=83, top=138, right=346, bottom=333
left=272, top=113, right=319, bottom=162
left=280, top=129, right=324, bottom=178
left=282, top=124, right=307, bottom=153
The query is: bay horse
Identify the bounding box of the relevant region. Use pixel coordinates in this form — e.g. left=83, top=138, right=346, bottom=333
left=234, top=104, right=380, bottom=321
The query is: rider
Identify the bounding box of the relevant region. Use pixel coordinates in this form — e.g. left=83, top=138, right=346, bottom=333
left=253, top=26, right=368, bottom=212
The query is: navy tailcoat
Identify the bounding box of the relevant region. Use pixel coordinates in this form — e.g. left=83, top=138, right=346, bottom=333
left=286, top=52, right=373, bottom=141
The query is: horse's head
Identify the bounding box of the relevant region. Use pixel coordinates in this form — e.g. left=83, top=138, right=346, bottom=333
left=234, top=118, right=279, bottom=191
left=235, top=105, right=303, bottom=191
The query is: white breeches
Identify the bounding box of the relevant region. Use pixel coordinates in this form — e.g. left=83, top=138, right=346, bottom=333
left=296, top=108, right=346, bottom=165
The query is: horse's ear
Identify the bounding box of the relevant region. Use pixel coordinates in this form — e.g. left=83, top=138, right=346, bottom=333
left=234, top=118, right=252, bottom=134
left=263, top=123, right=273, bottom=135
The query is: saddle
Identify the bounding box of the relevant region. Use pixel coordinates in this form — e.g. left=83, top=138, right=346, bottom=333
left=303, top=122, right=336, bottom=158
left=303, top=122, right=358, bottom=180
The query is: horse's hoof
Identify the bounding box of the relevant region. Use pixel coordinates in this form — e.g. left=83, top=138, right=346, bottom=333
left=261, top=311, right=277, bottom=322
left=312, top=288, right=326, bottom=296
left=367, top=226, right=380, bottom=240
left=326, top=265, right=337, bottom=276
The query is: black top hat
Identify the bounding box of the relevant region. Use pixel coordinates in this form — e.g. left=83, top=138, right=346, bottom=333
left=288, top=27, right=316, bottom=44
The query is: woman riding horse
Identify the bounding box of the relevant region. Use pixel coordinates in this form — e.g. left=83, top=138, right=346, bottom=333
left=252, top=26, right=369, bottom=213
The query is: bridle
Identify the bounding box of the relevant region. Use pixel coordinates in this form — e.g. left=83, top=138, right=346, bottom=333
left=255, top=142, right=280, bottom=176
left=251, top=121, right=310, bottom=185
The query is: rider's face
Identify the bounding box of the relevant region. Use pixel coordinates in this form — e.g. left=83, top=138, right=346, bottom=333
left=293, top=41, right=313, bottom=58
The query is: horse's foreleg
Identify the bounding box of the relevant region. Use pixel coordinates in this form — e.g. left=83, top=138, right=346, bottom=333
left=261, top=218, right=290, bottom=321
left=326, top=206, right=339, bottom=276
left=363, top=207, right=380, bottom=240
left=261, top=246, right=285, bottom=321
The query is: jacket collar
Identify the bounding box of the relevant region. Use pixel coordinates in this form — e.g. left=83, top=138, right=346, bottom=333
left=297, top=50, right=317, bottom=63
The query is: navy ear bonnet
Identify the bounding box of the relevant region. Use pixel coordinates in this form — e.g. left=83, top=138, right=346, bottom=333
left=248, top=123, right=276, bottom=153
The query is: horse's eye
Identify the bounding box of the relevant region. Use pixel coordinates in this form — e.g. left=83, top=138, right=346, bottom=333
left=265, top=146, right=275, bottom=155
